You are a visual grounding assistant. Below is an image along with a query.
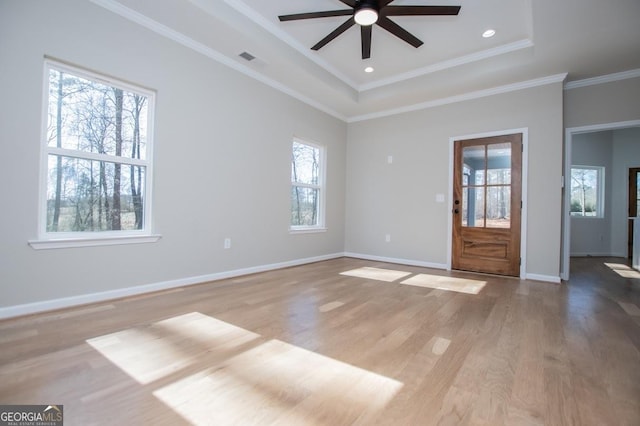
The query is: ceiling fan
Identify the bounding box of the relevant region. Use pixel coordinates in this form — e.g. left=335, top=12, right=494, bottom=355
left=278, top=0, right=461, bottom=60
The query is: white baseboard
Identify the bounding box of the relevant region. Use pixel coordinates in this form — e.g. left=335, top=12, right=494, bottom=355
left=524, top=273, right=562, bottom=284
left=570, top=252, right=619, bottom=257
left=345, top=251, right=563, bottom=283
left=0, top=251, right=567, bottom=319
left=570, top=253, right=630, bottom=259
left=0, top=252, right=344, bottom=320
left=343, top=252, right=448, bottom=270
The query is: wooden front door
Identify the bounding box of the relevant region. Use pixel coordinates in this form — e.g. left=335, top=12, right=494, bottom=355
left=452, top=134, right=522, bottom=276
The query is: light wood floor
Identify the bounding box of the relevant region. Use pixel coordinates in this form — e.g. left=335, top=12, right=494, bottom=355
left=1, top=257, right=639, bottom=425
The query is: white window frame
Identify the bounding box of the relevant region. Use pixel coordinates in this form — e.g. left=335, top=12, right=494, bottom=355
left=29, top=59, right=159, bottom=250
left=570, top=165, right=605, bottom=219
left=290, top=138, right=327, bottom=233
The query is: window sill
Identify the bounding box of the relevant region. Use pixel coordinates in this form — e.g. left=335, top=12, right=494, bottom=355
left=289, top=227, right=327, bottom=235
left=570, top=216, right=604, bottom=219
left=28, top=234, right=162, bottom=250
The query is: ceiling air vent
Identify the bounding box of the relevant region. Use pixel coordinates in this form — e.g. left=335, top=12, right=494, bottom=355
left=238, top=51, right=256, bottom=62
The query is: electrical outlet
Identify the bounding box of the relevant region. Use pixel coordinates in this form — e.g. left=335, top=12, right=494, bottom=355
left=385, top=234, right=391, bottom=243
left=224, top=238, right=231, bottom=249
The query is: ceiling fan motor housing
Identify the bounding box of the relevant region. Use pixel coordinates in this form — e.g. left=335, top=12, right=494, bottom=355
left=356, top=0, right=380, bottom=12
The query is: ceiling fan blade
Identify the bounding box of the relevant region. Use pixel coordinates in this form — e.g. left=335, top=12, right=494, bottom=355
left=279, top=10, right=353, bottom=22
left=377, top=16, right=423, bottom=48
left=380, top=0, right=395, bottom=6
left=382, top=5, right=461, bottom=16
left=312, top=18, right=355, bottom=51
left=337, top=0, right=356, bottom=7
left=361, top=25, right=372, bottom=59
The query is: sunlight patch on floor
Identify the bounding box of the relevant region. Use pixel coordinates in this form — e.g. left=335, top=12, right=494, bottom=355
left=87, top=312, right=403, bottom=424
left=431, top=336, right=451, bottom=355
left=618, top=302, right=640, bottom=316
left=318, top=301, right=345, bottom=312
left=153, top=338, right=403, bottom=425
left=340, top=267, right=412, bottom=282
left=401, top=274, right=486, bottom=295
left=604, top=262, right=640, bottom=279
left=86, top=312, right=260, bottom=384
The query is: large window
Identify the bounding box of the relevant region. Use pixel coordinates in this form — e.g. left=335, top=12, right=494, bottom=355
left=291, top=139, right=325, bottom=231
left=36, top=60, right=155, bottom=245
left=570, top=166, right=604, bottom=218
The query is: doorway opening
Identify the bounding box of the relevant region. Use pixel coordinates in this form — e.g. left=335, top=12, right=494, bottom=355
left=562, top=120, right=640, bottom=280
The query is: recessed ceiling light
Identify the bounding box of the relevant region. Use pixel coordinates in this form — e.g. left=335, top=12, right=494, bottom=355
left=482, top=29, right=496, bottom=38
left=364, top=66, right=374, bottom=73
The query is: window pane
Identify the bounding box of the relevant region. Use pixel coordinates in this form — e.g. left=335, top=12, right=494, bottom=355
left=291, top=186, right=319, bottom=226
left=487, top=186, right=511, bottom=228
left=463, top=146, right=485, bottom=185
left=47, top=155, right=145, bottom=232
left=292, top=141, right=319, bottom=185
left=487, top=143, right=511, bottom=184
left=463, top=187, right=484, bottom=227
left=570, top=167, right=599, bottom=217
left=462, top=165, right=470, bottom=186
left=47, top=69, right=148, bottom=159
left=487, top=169, right=511, bottom=184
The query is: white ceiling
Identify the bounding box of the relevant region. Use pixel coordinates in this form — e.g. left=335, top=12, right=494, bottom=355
left=93, top=0, right=640, bottom=121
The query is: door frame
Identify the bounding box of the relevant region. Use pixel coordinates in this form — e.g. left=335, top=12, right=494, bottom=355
left=447, top=128, right=528, bottom=279
left=628, top=168, right=640, bottom=258
left=562, top=119, right=640, bottom=280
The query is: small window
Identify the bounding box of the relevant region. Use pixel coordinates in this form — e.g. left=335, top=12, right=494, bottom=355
left=38, top=60, right=155, bottom=241
left=570, top=166, right=604, bottom=218
left=290, top=139, right=325, bottom=231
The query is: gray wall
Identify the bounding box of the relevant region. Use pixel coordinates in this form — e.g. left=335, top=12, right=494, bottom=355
left=0, top=0, right=347, bottom=309
left=570, top=131, right=614, bottom=256
left=564, top=77, right=640, bottom=265
left=564, top=78, right=640, bottom=128
left=1, top=0, right=636, bottom=314
left=570, top=128, right=640, bottom=257
left=346, top=83, right=564, bottom=279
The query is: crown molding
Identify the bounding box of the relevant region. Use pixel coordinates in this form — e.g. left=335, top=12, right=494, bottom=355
left=87, top=0, right=589, bottom=124
left=89, top=0, right=347, bottom=121
left=224, top=1, right=535, bottom=94
left=349, top=73, right=568, bottom=122
left=360, top=39, right=534, bottom=92
left=564, top=68, right=640, bottom=90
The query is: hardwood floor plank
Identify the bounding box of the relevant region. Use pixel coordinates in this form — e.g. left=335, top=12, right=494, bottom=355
left=0, top=257, right=638, bottom=425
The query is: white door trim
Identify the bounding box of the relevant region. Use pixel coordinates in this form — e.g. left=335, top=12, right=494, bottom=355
left=562, top=119, right=640, bottom=281
left=447, top=128, right=529, bottom=279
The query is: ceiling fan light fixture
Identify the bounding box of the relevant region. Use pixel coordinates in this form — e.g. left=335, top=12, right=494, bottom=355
left=354, top=8, right=378, bottom=26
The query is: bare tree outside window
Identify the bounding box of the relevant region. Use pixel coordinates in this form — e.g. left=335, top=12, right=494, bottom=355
left=43, top=63, right=152, bottom=234
left=570, top=167, right=602, bottom=217
left=291, top=140, right=323, bottom=228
